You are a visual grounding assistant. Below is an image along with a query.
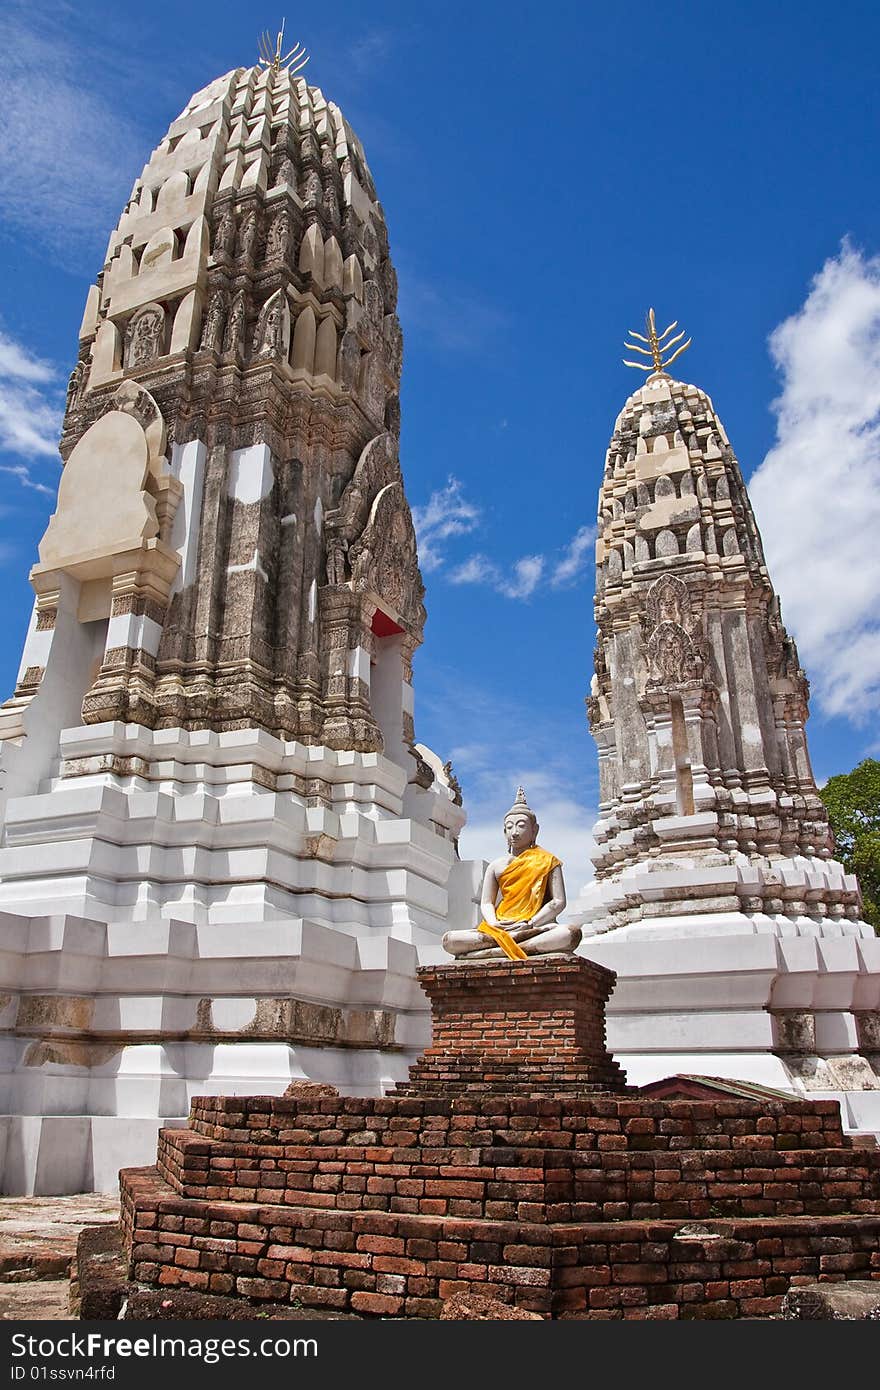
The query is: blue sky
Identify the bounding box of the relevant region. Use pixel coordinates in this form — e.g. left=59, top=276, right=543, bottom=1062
left=1, top=0, right=879, bottom=890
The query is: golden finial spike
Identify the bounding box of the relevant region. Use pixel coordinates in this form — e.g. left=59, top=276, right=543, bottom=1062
left=257, top=19, right=310, bottom=76
left=623, top=308, right=692, bottom=375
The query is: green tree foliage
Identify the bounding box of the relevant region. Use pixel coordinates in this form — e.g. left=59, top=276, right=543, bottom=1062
left=818, top=758, right=880, bottom=933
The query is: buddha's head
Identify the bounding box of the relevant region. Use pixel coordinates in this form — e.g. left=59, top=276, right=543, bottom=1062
left=503, top=787, right=538, bottom=854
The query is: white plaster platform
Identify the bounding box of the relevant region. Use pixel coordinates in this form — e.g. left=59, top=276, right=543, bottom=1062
left=578, top=911, right=880, bottom=1135
left=0, top=911, right=450, bottom=1195
left=0, top=723, right=481, bottom=1194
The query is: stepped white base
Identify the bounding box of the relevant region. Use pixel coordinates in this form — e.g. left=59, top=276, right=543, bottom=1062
left=0, top=911, right=443, bottom=1194
left=0, top=722, right=481, bottom=936
left=0, top=721, right=484, bottom=1194
left=579, top=911, right=880, bottom=1135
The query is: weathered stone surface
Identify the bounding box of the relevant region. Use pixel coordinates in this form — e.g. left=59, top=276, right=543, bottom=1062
left=282, top=1080, right=340, bottom=1100
left=782, top=1281, right=880, bottom=1320
left=0, top=1195, right=118, bottom=1283
left=122, top=1288, right=358, bottom=1320
left=70, top=1224, right=129, bottom=1320
left=0, top=1280, right=72, bottom=1321
left=440, top=1293, right=544, bottom=1321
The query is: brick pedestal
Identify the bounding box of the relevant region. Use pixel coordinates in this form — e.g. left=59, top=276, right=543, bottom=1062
left=397, top=957, right=628, bottom=1095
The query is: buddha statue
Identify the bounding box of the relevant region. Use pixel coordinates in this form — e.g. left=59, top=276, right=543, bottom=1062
left=442, top=788, right=583, bottom=961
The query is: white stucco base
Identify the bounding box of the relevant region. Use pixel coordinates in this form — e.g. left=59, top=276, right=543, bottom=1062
left=579, top=911, right=880, bottom=1136
left=0, top=720, right=480, bottom=1193
left=0, top=911, right=454, bottom=1194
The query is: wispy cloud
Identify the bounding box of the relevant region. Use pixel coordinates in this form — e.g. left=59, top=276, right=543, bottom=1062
left=397, top=269, right=509, bottom=355
left=551, top=524, right=596, bottom=587
left=346, top=29, right=395, bottom=75
left=418, top=669, right=599, bottom=896
left=411, top=476, right=481, bottom=572
left=749, top=240, right=880, bottom=721
left=0, top=5, right=148, bottom=265
left=0, top=329, right=62, bottom=488
left=448, top=552, right=545, bottom=599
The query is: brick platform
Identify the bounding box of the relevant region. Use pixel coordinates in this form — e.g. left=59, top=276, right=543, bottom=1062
left=119, top=957, right=880, bottom=1318
left=396, top=958, right=627, bottom=1095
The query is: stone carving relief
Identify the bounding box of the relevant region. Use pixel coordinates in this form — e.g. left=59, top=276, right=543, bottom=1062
left=363, top=279, right=383, bottom=327
left=273, top=156, right=296, bottom=188
left=301, top=170, right=321, bottom=210
left=265, top=209, right=290, bottom=264
left=349, top=480, right=425, bottom=633
left=126, top=303, right=165, bottom=369
left=213, top=207, right=236, bottom=257
left=359, top=353, right=386, bottom=421
left=646, top=575, right=691, bottom=630
left=338, top=330, right=361, bottom=389
left=332, top=433, right=395, bottom=547
left=199, top=288, right=227, bottom=352
left=647, top=623, right=698, bottom=687
left=223, top=290, right=246, bottom=356
left=66, top=362, right=84, bottom=413
left=236, top=208, right=258, bottom=261
left=252, top=291, right=289, bottom=359
left=644, top=575, right=703, bottom=689
left=382, top=314, right=403, bottom=379
left=325, top=532, right=349, bottom=586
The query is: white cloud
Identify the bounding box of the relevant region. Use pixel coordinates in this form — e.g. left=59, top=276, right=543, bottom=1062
left=459, top=772, right=598, bottom=905
left=419, top=672, right=600, bottom=900
left=0, top=6, right=148, bottom=264
left=749, top=241, right=880, bottom=720
left=448, top=551, right=544, bottom=599
left=411, top=476, right=480, bottom=572
left=506, top=555, right=544, bottom=598
left=0, top=336, right=55, bottom=385
left=551, top=524, right=596, bottom=587
left=0, top=329, right=62, bottom=476
left=444, top=520, right=594, bottom=601
left=346, top=30, right=395, bottom=75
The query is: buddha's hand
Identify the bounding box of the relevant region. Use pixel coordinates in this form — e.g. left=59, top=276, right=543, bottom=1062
left=506, top=921, right=538, bottom=940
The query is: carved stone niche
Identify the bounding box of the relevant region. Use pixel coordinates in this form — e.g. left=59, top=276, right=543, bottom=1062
left=125, top=303, right=166, bottom=370
left=646, top=573, right=692, bottom=631
left=646, top=622, right=701, bottom=688
left=34, top=381, right=182, bottom=618
left=251, top=289, right=291, bottom=360
left=349, top=481, right=425, bottom=639
left=643, top=573, right=703, bottom=689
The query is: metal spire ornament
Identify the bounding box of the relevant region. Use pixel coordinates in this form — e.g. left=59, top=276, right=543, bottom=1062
left=623, top=308, right=692, bottom=374
left=258, top=20, right=309, bottom=77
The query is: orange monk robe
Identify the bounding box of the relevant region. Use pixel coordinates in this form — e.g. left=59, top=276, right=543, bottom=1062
left=477, top=846, right=562, bottom=962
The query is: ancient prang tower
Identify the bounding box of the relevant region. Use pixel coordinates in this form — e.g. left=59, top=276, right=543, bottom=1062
left=576, top=325, right=880, bottom=1132
left=0, top=55, right=478, bottom=1193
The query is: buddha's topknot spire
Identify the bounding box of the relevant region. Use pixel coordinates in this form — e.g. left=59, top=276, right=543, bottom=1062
left=505, top=786, right=535, bottom=819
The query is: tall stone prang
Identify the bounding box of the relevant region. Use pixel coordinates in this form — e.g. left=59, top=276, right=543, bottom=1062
left=0, top=55, right=480, bottom=1194
left=574, top=337, right=880, bottom=1133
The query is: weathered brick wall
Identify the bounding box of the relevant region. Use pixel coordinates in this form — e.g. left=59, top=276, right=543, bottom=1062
left=120, top=1090, right=880, bottom=1318
left=118, top=957, right=880, bottom=1319
left=122, top=1167, right=880, bottom=1319
left=151, top=1094, right=879, bottom=1224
